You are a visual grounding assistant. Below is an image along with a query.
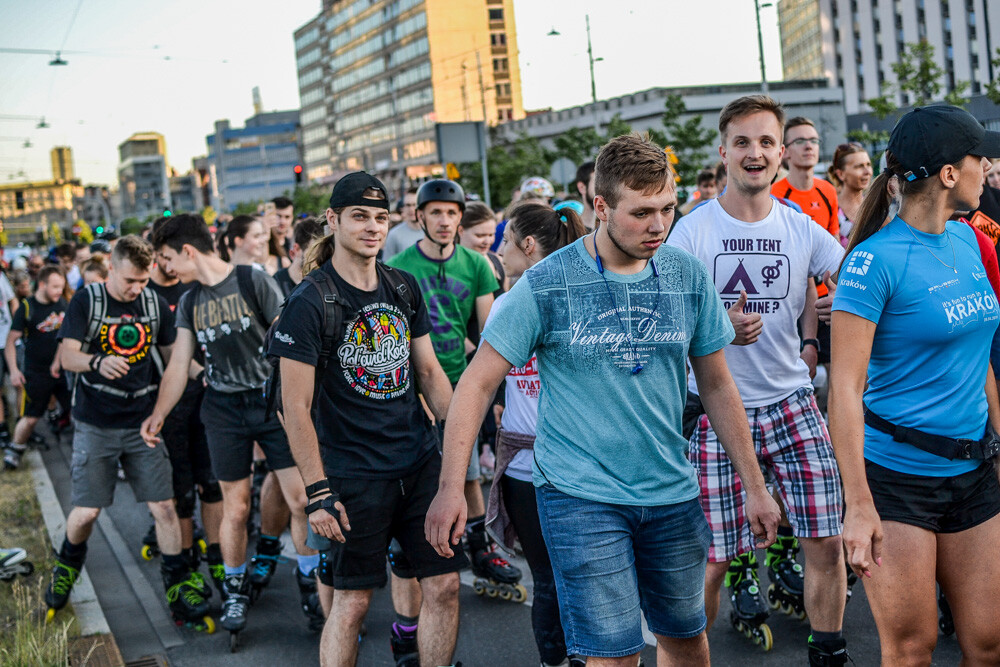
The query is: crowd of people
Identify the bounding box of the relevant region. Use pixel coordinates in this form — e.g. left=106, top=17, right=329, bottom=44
left=2, top=95, right=1000, bottom=667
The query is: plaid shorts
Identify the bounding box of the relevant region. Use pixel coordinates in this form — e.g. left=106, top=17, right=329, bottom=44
left=689, top=387, right=843, bottom=562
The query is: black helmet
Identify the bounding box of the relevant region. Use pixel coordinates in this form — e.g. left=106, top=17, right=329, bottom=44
left=416, top=179, right=465, bottom=212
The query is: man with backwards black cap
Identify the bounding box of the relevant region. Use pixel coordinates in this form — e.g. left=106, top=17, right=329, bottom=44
left=830, top=105, right=1000, bottom=665
left=269, top=173, right=465, bottom=667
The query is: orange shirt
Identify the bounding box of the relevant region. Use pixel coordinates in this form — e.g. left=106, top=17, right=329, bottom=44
left=772, top=176, right=840, bottom=296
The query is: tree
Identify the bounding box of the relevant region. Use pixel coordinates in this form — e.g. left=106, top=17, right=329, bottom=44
left=865, top=40, right=971, bottom=119
left=49, top=223, right=64, bottom=246
left=457, top=130, right=555, bottom=208
left=119, top=217, right=146, bottom=236
left=648, top=94, right=718, bottom=188
left=986, top=48, right=1000, bottom=105
left=288, top=185, right=332, bottom=217
left=72, top=220, right=93, bottom=245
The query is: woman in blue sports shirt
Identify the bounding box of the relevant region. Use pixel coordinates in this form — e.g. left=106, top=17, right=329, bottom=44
left=830, top=105, right=1000, bottom=665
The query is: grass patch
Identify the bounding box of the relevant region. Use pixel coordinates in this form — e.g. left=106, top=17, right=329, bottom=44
left=0, top=458, right=79, bottom=664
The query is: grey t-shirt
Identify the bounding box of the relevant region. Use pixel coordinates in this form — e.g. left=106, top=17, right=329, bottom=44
left=177, top=267, right=282, bottom=393
left=382, top=223, right=424, bottom=260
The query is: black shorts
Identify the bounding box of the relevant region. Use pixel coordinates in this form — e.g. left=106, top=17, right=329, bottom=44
left=866, top=459, right=1000, bottom=533
left=21, top=369, right=70, bottom=419
left=311, top=452, right=469, bottom=590
left=161, top=385, right=215, bottom=498
left=200, top=387, right=295, bottom=482
left=817, top=320, right=831, bottom=365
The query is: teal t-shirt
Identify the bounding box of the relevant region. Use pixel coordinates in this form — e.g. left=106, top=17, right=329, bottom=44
left=832, top=217, right=999, bottom=476
left=388, top=243, right=499, bottom=383
left=482, top=238, right=735, bottom=506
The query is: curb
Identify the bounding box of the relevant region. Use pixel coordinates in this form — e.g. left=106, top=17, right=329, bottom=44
left=26, top=448, right=111, bottom=637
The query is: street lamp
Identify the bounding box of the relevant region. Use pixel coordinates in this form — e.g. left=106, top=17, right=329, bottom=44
left=755, top=0, right=774, bottom=93
left=547, top=14, right=603, bottom=133
left=49, top=52, right=68, bottom=66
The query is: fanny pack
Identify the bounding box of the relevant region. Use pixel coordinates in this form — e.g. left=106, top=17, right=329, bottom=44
left=863, top=404, right=1000, bottom=460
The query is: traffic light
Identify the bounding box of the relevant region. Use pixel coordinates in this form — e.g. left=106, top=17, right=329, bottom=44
left=163, top=209, right=172, bottom=217
left=95, top=226, right=104, bottom=234
left=294, top=164, right=303, bottom=184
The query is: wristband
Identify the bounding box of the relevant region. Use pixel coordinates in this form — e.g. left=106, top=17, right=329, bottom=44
left=305, top=479, right=331, bottom=498
left=305, top=493, right=340, bottom=516
left=800, top=338, right=820, bottom=352
left=89, top=354, right=105, bottom=372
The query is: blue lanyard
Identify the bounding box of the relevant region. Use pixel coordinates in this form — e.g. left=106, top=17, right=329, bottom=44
left=592, top=232, right=661, bottom=375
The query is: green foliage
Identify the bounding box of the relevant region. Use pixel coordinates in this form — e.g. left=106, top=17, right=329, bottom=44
left=986, top=48, right=1000, bottom=105
left=650, top=94, right=718, bottom=188
left=47, top=223, right=63, bottom=246
left=865, top=40, right=973, bottom=116
left=458, top=130, right=556, bottom=208
left=287, top=185, right=332, bottom=217
left=846, top=129, right=891, bottom=163
left=71, top=220, right=93, bottom=245
left=119, top=217, right=146, bottom=236
left=231, top=201, right=260, bottom=217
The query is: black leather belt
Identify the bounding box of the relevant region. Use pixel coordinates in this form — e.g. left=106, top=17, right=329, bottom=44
left=863, top=404, right=1000, bottom=460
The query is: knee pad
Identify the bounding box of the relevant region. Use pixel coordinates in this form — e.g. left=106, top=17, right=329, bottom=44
left=388, top=538, right=416, bottom=579
left=318, top=550, right=334, bottom=587
left=197, top=481, right=223, bottom=505
left=175, top=490, right=197, bottom=519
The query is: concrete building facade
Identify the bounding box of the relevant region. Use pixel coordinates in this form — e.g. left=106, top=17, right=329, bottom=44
left=118, top=132, right=171, bottom=219
left=778, top=0, right=999, bottom=114
left=294, top=0, right=524, bottom=190
left=50, top=146, right=74, bottom=182
left=205, top=110, right=301, bottom=211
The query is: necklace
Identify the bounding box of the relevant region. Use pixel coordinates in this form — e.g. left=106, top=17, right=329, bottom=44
left=592, top=232, right=661, bottom=375
left=905, top=223, right=957, bottom=274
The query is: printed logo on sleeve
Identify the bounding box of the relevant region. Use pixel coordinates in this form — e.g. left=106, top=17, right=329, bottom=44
left=843, top=251, right=874, bottom=276
left=274, top=332, right=295, bottom=345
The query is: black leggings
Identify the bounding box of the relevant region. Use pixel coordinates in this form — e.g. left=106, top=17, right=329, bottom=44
left=500, top=475, right=567, bottom=665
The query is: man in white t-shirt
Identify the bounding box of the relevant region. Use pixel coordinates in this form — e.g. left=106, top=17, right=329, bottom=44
left=382, top=189, right=423, bottom=260
left=667, top=94, right=849, bottom=665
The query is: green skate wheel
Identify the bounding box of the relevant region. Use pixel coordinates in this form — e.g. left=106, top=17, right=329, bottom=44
left=141, top=545, right=155, bottom=561
left=45, top=608, right=56, bottom=623
left=202, top=616, right=216, bottom=634
left=198, top=539, right=208, bottom=556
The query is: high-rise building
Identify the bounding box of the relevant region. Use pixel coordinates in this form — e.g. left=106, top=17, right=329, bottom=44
left=118, top=132, right=171, bottom=218
left=50, top=146, right=75, bottom=182
left=205, top=110, right=302, bottom=211
left=778, top=0, right=999, bottom=114
left=294, top=0, right=524, bottom=190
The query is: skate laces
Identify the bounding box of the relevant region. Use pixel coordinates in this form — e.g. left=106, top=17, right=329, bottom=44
left=209, top=563, right=225, bottom=579
left=166, top=577, right=205, bottom=606
left=251, top=552, right=285, bottom=575
left=52, top=564, right=80, bottom=595
left=223, top=593, right=248, bottom=617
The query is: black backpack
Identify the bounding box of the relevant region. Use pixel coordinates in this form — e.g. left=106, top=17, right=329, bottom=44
left=263, top=261, right=417, bottom=419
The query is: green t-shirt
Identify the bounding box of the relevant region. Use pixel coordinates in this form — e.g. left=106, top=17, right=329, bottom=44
left=388, top=244, right=499, bottom=382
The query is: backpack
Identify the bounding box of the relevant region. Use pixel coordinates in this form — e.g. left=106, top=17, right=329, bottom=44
left=71, top=282, right=163, bottom=404
left=263, top=261, right=418, bottom=419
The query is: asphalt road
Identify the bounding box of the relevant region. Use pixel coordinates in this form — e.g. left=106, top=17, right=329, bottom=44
left=39, top=428, right=965, bottom=666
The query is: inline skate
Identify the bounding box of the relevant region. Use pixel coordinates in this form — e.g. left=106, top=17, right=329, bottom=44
left=296, top=568, right=325, bottom=632
left=164, top=568, right=214, bottom=634
left=140, top=523, right=160, bottom=560
left=725, top=552, right=773, bottom=650
left=765, top=534, right=807, bottom=620
left=248, top=536, right=282, bottom=601
left=469, top=533, right=526, bottom=602
left=220, top=572, right=250, bottom=652
left=2, top=443, right=27, bottom=470
left=0, top=547, right=34, bottom=580
left=807, top=635, right=850, bottom=666
left=390, top=621, right=420, bottom=667
left=44, top=552, right=83, bottom=622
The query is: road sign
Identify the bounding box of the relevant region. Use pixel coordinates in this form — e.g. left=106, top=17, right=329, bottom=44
left=549, top=158, right=576, bottom=192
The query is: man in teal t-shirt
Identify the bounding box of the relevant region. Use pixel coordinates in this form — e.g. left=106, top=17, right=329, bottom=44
left=426, top=135, right=779, bottom=665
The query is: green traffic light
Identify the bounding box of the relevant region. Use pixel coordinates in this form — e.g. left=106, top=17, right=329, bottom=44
left=163, top=210, right=172, bottom=217
left=95, top=226, right=104, bottom=234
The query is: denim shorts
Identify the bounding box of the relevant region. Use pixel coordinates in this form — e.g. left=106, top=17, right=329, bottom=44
left=535, top=484, right=710, bottom=658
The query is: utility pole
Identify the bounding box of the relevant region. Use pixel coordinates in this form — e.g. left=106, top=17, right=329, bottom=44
left=475, top=51, right=492, bottom=208
left=754, top=0, right=770, bottom=93
left=586, top=14, right=600, bottom=133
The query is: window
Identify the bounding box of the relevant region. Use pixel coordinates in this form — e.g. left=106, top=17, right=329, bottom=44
left=491, top=32, right=507, bottom=47
left=492, top=57, right=508, bottom=72
left=488, top=8, right=503, bottom=20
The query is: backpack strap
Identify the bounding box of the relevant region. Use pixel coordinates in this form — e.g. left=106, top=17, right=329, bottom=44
left=236, top=265, right=271, bottom=332
left=302, top=269, right=344, bottom=376
left=140, top=287, right=164, bottom=377
left=81, top=282, right=108, bottom=354
left=375, top=261, right=418, bottom=319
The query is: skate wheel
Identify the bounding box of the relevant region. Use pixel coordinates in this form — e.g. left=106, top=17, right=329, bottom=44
left=511, top=584, right=527, bottom=603
left=485, top=584, right=498, bottom=598
left=229, top=631, right=239, bottom=652
left=758, top=623, right=773, bottom=651
left=141, top=545, right=154, bottom=561
left=0, top=573, right=13, bottom=582
left=198, top=539, right=208, bottom=556
left=202, top=616, right=215, bottom=634
left=45, top=608, right=56, bottom=623
left=499, top=587, right=512, bottom=601
left=472, top=580, right=485, bottom=596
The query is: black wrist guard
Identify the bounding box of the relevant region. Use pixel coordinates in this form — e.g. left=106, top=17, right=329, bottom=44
left=305, top=494, right=340, bottom=516
left=305, top=478, right=331, bottom=499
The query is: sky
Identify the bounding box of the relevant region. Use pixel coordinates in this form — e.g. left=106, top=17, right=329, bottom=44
left=0, top=0, right=784, bottom=187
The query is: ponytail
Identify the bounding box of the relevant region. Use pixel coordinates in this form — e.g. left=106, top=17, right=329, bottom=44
left=507, top=201, right=586, bottom=258
left=302, top=210, right=340, bottom=273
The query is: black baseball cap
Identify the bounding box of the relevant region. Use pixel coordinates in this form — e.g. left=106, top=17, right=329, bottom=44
left=889, top=105, right=1000, bottom=182
left=329, top=172, right=390, bottom=210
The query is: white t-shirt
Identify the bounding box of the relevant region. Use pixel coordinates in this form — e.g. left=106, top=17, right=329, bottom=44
left=0, top=272, right=16, bottom=346
left=667, top=198, right=845, bottom=407
left=383, top=223, right=425, bottom=261
left=483, top=292, right=538, bottom=482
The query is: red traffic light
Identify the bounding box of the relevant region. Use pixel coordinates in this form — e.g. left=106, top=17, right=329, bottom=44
left=293, top=164, right=303, bottom=174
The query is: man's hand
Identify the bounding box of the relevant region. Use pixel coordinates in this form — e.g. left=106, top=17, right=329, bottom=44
left=49, top=358, right=61, bottom=379
left=800, top=345, right=818, bottom=379
left=744, top=486, right=781, bottom=549
left=816, top=272, right=837, bottom=324
left=99, top=355, right=130, bottom=380
left=139, top=412, right=165, bottom=447
left=425, top=489, right=468, bottom=558
left=728, top=290, right=763, bottom=345
left=9, top=368, right=25, bottom=389
left=843, top=499, right=883, bottom=579
left=308, top=495, right=351, bottom=543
